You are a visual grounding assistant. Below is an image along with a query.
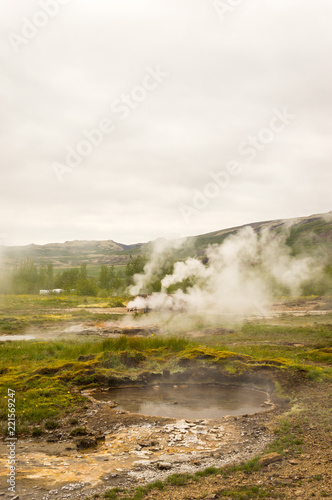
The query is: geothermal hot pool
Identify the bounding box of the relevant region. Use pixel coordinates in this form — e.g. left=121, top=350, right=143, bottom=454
left=94, top=384, right=269, bottom=419
left=0, top=384, right=273, bottom=497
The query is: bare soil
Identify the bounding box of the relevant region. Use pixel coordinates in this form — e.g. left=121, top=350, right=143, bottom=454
left=0, top=384, right=283, bottom=499
left=2, top=373, right=331, bottom=500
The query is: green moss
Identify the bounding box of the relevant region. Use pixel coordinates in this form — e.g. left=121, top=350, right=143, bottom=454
left=119, top=350, right=146, bottom=367
left=302, top=348, right=332, bottom=365
left=179, top=346, right=249, bottom=363
left=70, top=426, right=87, bottom=436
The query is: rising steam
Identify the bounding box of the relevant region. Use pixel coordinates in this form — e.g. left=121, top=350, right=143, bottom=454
left=127, top=226, right=319, bottom=317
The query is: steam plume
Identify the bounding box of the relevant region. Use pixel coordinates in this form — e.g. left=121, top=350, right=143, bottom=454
left=127, top=226, right=318, bottom=317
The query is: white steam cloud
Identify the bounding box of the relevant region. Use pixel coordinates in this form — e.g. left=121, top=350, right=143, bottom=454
left=127, top=226, right=318, bottom=317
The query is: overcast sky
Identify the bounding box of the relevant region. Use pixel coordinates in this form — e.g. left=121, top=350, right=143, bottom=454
left=1, top=0, right=331, bottom=246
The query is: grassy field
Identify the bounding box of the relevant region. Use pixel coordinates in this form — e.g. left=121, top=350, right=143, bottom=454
left=0, top=294, right=130, bottom=334
left=0, top=294, right=331, bottom=499
left=0, top=294, right=331, bottom=437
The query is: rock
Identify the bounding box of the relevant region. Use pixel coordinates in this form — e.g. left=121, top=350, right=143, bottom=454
left=289, top=459, right=299, bottom=465
left=133, top=460, right=151, bottom=468
left=76, top=438, right=97, bottom=450
left=258, top=453, right=282, bottom=467
left=46, top=437, right=58, bottom=443
left=138, top=440, right=151, bottom=447
left=138, top=440, right=159, bottom=447
left=157, top=462, right=172, bottom=470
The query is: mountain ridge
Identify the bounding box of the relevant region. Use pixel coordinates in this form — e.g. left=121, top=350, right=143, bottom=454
left=1, top=211, right=331, bottom=269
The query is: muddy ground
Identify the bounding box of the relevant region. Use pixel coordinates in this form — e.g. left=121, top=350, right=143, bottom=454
left=1, top=380, right=331, bottom=500
left=140, top=383, right=332, bottom=500
left=0, top=383, right=283, bottom=499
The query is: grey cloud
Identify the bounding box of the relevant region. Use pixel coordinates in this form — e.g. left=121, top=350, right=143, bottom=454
left=0, top=0, right=331, bottom=245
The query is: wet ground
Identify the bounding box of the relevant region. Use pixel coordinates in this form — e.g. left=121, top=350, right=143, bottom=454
left=0, top=385, right=278, bottom=500
left=0, top=296, right=331, bottom=343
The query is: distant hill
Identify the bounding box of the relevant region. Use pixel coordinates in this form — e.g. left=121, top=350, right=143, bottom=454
left=0, top=239, right=143, bottom=268
left=0, top=212, right=331, bottom=269
left=192, top=212, right=332, bottom=257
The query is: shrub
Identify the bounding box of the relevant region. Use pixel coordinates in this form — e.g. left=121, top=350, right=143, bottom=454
left=70, top=426, right=87, bottom=436
left=44, top=420, right=59, bottom=430
left=32, top=427, right=43, bottom=437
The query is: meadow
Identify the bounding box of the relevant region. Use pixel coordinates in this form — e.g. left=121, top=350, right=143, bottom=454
left=0, top=294, right=331, bottom=438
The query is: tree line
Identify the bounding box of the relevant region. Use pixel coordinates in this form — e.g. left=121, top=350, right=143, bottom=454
left=0, top=256, right=148, bottom=296
left=1, top=253, right=330, bottom=297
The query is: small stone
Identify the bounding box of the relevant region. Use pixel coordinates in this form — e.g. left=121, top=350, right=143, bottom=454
left=138, top=440, right=152, bottom=447
left=289, top=459, right=299, bottom=465
left=133, top=460, right=151, bottom=468
left=258, top=453, right=282, bottom=467
left=76, top=438, right=97, bottom=450
left=157, top=461, right=172, bottom=470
